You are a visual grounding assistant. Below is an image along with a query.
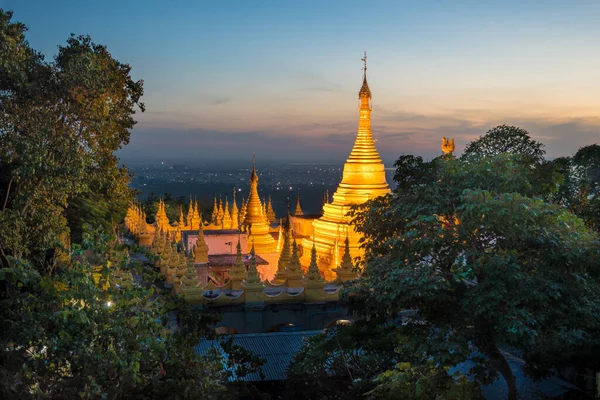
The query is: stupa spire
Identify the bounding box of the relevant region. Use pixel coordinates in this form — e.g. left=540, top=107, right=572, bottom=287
left=186, top=195, right=193, bottom=226
left=294, top=191, right=303, bottom=216
left=229, top=234, right=248, bottom=290
left=223, top=196, right=232, bottom=228
left=274, top=200, right=292, bottom=281
left=211, top=195, right=218, bottom=225
left=231, top=188, right=239, bottom=229
left=286, top=238, right=304, bottom=287
left=335, top=230, right=359, bottom=282
left=178, top=204, right=185, bottom=227
left=217, top=196, right=224, bottom=226
left=241, top=156, right=275, bottom=253
left=306, top=237, right=323, bottom=281
left=267, top=196, right=276, bottom=222
left=350, top=51, right=379, bottom=163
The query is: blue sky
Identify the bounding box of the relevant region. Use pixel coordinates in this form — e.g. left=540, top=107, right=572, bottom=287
left=5, top=0, right=600, bottom=162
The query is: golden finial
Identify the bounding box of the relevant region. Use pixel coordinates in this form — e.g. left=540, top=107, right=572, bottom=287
left=359, top=51, right=371, bottom=99
left=361, top=51, right=367, bottom=78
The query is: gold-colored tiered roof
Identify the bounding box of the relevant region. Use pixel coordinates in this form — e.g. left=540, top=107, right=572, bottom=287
left=301, top=53, right=390, bottom=279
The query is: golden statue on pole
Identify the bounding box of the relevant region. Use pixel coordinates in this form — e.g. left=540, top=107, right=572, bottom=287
left=441, top=137, right=455, bottom=155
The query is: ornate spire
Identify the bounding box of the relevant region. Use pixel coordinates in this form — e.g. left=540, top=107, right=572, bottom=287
left=241, top=157, right=275, bottom=250
left=186, top=195, right=193, bottom=227
left=192, top=199, right=201, bottom=230
left=178, top=204, right=185, bottom=227
left=267, top=196, right=276, bottom=222
left=217, top=196, right=224, bottom=226
left=294, top=192, right=303, bottom=216
left=231, top=188, right=239, bottom=229
left=274, top=200, right=292, bottom=281
left=155, top=199, right=170, bottom=233
left=306, top=237, right=323, bottom=281
left=359, top=51, right=371, bottom=99
left=245, top=241, right=261, bottom=284
left=229, top=235, right=248, bottom=290
left=223, top=196, right=232, bottom=229
left=349, top=51, right=380, bottom=163
left=286, top=239, right=304, bottom=287
left=211, top=195, right=218, bottom=225
left=336, top=231, right=358, bottom=282
left=243, top=159, right=265, bottom=227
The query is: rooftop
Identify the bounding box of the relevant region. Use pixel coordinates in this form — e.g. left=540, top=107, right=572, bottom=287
left=195, top=330, right=322, bottom=381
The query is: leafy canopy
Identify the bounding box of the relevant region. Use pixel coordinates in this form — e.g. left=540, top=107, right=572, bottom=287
left=339, top=153, right=600, bottom=399
left=0, top=9, right=143, bottom=265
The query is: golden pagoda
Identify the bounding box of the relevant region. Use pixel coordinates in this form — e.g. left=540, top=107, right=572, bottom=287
left=231, top=188, right=239, bottom=229
left=241, top=157, right=276, bottom=254
left=267, top=197, right=276, bottom=222
left=211, top=195, right=218, bottom=225
left=155, top=199, right=170, bottom=233
left=191, top=199, right=202, bottom=230
left=185, top=196, right=192, bottom=226
left=301, top=53, right=390, bottom=279
left=223, top=197, right=232, bottom=229
left=294, top=192, right=303, bottom=216
left=229, top=236, right=248, bottom=290
left=217, top=197, right=224, bottom=227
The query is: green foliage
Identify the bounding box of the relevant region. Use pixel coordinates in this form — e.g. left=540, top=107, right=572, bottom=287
left=0, top=12, right=265, bottom=399
left=342, top=152, right=600, bottom=399
left=552, top=144, right=600, bottom=231
left=287, top=323, right=399, bottom=398
left=0, top=242, right=225, bottom=398
left=463, top=124, right=546, bottom=163
left=0, top=9, right=142, bottom=266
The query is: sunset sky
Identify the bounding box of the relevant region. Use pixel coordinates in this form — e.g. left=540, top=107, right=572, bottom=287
left=8, top=0, right=600, bottom=162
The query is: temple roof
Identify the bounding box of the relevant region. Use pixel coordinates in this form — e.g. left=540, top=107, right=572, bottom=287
left=196, top=331, right=322, bottom=381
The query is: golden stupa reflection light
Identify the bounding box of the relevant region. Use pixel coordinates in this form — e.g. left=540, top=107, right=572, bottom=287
left=301, top=53, right=390, bottom=279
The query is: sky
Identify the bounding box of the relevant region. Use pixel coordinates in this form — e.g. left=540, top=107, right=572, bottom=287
left=5, top=0, right=600, bottom=163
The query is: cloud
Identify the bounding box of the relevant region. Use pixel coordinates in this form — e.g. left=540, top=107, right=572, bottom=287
left=209, top=97, right=232, bottom=105
left=120, top=109, right=600, bottom=164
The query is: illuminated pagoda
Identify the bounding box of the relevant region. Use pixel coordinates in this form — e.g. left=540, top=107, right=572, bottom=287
left=300, top=53, right=390, bottom=279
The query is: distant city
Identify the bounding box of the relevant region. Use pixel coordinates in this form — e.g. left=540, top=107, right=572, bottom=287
left=126, top=160, right=397, bottom=216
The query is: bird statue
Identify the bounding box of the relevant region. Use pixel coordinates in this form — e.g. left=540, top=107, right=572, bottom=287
left=441, top=137, right=455, bottom=155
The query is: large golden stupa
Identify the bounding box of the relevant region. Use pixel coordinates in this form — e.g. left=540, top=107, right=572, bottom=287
left=301, top=53, right=390, bottom=279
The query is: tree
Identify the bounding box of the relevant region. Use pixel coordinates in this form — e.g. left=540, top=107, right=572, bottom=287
left=462, top=125, right=564, bottom=201
left=0, top=11, right=266, bottom=399
left=342, top=154, right=600, bottom=399
left=463, top=124, right=545, bottom=162
left=0, top=9, right=143, bottom=267
left=0, top=228, right=266, bottom=399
